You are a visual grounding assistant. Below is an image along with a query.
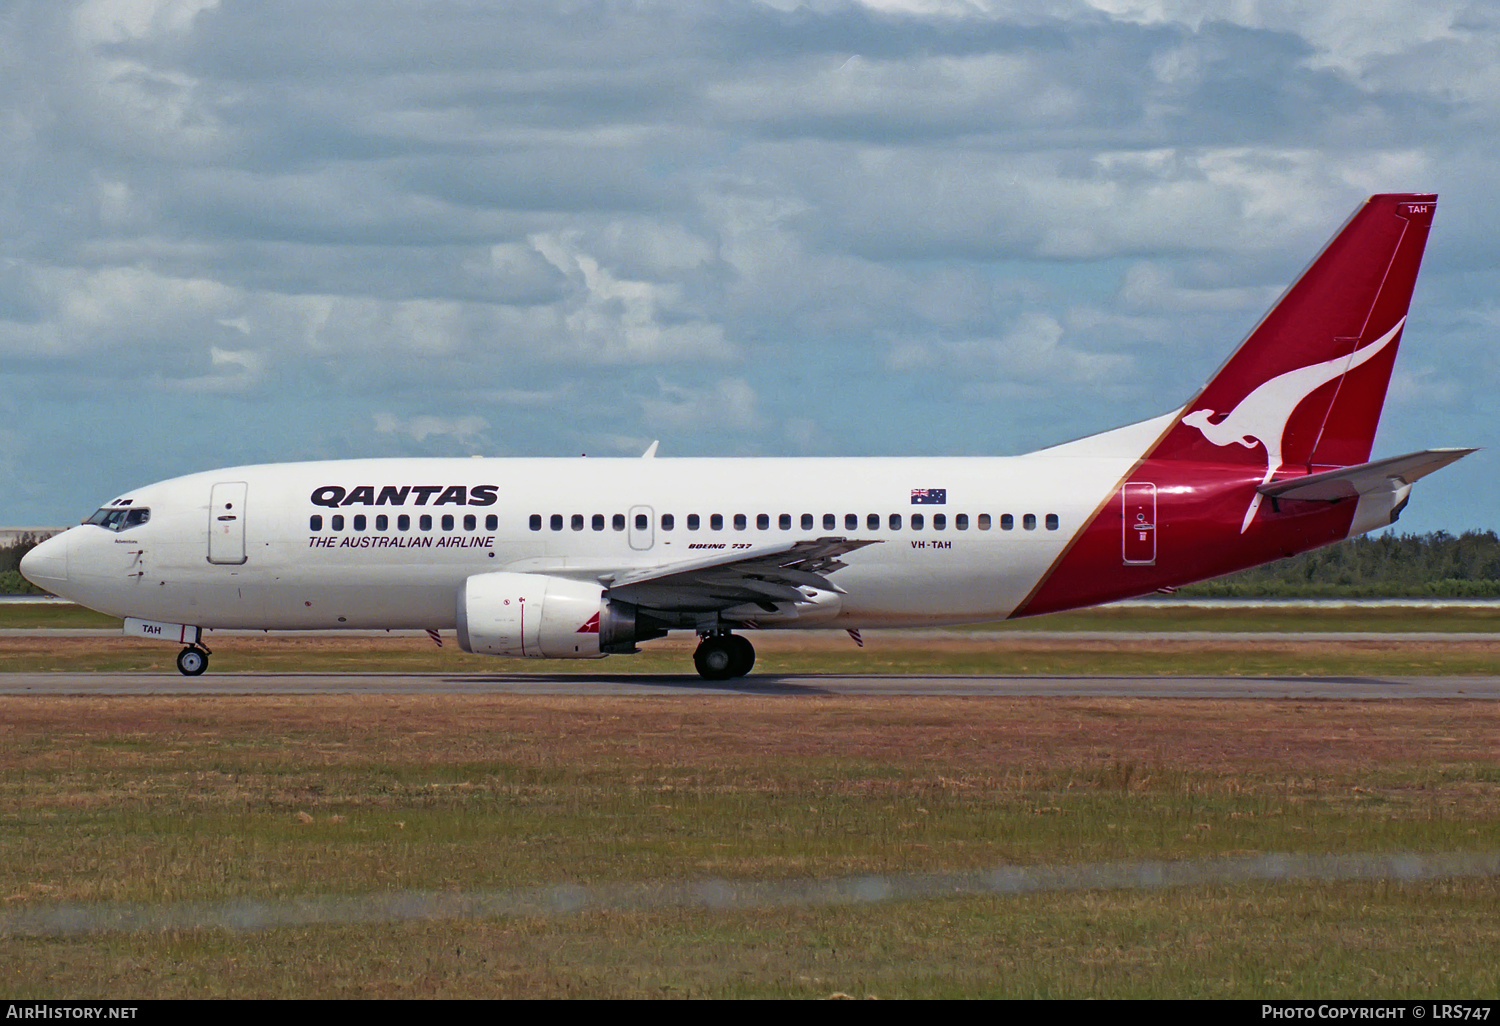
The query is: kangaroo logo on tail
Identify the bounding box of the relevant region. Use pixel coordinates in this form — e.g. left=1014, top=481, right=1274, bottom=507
left=1181, top=316, right=1405, bottom=532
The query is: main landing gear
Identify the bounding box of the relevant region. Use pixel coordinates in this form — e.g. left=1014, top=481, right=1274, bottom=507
left=693, top=631, right=755, bottom=681
left=176, top=645, right=210, bottom=676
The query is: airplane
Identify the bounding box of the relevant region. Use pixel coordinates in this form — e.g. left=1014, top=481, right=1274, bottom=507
left=20, top=192, right=1474, bottom=680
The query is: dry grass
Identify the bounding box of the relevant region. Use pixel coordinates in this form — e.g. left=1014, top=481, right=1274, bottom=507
left=2, top=692, right=1495, bottom=775
left=9, top=878, right=1498, bottom=999
left=1, top=694, right=1498, bottom=996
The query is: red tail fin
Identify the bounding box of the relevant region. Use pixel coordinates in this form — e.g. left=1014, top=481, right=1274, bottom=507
left=1150, top=194, right=1436, bottom=472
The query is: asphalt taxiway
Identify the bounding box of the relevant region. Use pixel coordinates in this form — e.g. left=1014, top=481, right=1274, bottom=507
left=2, top=672, right=1497, bottom=698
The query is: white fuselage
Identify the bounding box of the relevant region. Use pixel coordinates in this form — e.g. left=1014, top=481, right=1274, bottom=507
left=28, top=449, right=1142, bottom=632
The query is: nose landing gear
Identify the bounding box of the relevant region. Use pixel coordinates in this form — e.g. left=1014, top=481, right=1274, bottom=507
left=693, top=631, right=755, bottom=681
left=176, top=645, right=210, bottom=676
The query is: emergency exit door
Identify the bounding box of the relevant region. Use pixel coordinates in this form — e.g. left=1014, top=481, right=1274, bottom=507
left=1122, top=482, right=1156, bottom=565
left=208, top=482, right=248, bottom=565
left=628, top=505, right=655, bottom=551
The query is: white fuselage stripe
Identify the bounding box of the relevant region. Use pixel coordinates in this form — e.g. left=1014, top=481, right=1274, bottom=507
left=47, top=454, right=1139, bottom=631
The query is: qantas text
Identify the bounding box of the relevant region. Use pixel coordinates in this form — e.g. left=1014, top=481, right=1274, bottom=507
left=311, top=485, right=498, bottom=508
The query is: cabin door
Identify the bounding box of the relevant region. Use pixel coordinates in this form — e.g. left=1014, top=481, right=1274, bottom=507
left=628, top=505, right=655, bottom=551
left=208, top=482, right=249, bottom=565
left=1122, top=482, right=1156, bottom=566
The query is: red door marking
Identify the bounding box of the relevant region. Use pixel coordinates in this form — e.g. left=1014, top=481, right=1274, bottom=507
left=1122, top=482, right=1157, bottom=565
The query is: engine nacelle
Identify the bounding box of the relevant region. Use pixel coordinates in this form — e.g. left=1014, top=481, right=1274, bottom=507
left=456, top=572, right=641, bottom=658
left=1348, top=482, right=1414, bottom=538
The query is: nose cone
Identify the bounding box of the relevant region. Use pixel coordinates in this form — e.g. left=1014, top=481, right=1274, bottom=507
left=19, top=532, right=69, bottom=588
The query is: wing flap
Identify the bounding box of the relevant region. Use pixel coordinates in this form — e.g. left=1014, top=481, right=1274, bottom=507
left=607, top=537, right=880, bottom=612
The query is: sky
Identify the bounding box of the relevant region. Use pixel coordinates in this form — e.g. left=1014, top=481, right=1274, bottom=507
left=2, top=0, right=1497, bottom=534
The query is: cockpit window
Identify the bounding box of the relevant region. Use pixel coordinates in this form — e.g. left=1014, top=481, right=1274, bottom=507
left=85, top=507, right=150, bottom=532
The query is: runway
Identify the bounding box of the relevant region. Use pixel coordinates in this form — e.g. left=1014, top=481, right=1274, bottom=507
left=2, top=671, right=1497, bottom=698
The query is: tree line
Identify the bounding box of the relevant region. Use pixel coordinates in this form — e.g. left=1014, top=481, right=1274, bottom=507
left=0, top=533, right=46, bottom=594
left=1177, top=530, right=1500, bottom=597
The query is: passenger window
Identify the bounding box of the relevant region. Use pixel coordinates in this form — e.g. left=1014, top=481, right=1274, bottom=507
left=1046, top=513, right=1059, bottom=531
left=779, top=514, right=791, bottom=530
left=734, top=514, right=747, bottom=530
left=529, top=514, right=542, bottom=531
left=888, top=513, right=902, bottom=530
left=550, top=514, right=563, bottom=531
left=1023, top=513, right=1036, bottom=531
left=933, top=513, right=946, bottom=530
left=353, top=514, right=367, bottom=532
left=687, top=514, right=700, bottom=531
left=977, top=514, right=991, bottom=530
left=310, top=515, right=322, bottom=532
left=661, top=513, right=675, bottom=531
left=956, top=514, right=969, bottom=530
left=464, top=514, right=476, bottom=531
left=823, top=514, right=835, bottom=530
left=1001, top=514, right=1013, bottom=530
left=867, top=513, right=880, bottom=530
left=802, top=513, right=815, bottom=530
left=911, top=513, right=924, bottom=530
left=635, top=513, right=649, bottom=530
left=399, top=514, right=411, bottom=531
left=613, top=513, right=625, bottom=531
left=376, top=514, right=389, bottom=531
left=711, top=514, right=724, bottom=531
left=442, top=514, right=455, bottom=532
left=420, top=515, right=432, bottom=531
left=486, top=515, right=498, bottom=531
left=571, top=514, right=584, bottom=531
left=332, top=515, right=345, bottom=531
left=592, top=514, right=605, bottom=531
left=757, top=514, right=770, bottom=530
left=846, top=513, right=858, bottom=530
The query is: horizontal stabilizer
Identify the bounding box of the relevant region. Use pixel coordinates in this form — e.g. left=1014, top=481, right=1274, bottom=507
left=1257, top=448, right=1476, bottom=502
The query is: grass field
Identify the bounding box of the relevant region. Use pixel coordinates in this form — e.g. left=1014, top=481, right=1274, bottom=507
left=1, top=694, right=1497, bottom=998
left=4, top=603, right=1497, bottom=997
left=5, top=601, right=1500, bottom=677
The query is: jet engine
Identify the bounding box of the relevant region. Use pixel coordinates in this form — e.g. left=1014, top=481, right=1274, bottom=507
left=456, top=572, right=644, bottom=658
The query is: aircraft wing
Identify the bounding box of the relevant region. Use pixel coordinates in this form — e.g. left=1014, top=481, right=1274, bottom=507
left=1258, top=448, right=1477, bottom=502
left=604, top=537, right=880, bottom=612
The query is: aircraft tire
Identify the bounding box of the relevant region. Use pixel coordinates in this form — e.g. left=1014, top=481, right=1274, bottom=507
left=693, top=637, right=736, bottom=681
left=727, top=635, right=755, bottom=677
left=176, top=646, right=209, bottom=676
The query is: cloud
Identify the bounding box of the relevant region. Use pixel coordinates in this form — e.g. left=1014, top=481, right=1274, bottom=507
left=638, top=377, right=758, bottom=432
left=1387, top=366, right=1463, bottom=408
left=529, top=230, right=735, bottom=363
left=1118, top=261, right=1281, bottom=312
left=1079, top=0, right=1466, bottom=75
left=372, top=411, right=489, bottom=446
left=883, top=310, right=1134, bottom=390
left=0, top=0, right=1495, bottom=534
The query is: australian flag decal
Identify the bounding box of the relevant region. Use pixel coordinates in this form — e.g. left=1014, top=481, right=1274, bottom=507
left=910, top=488, right=947, bottom=505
